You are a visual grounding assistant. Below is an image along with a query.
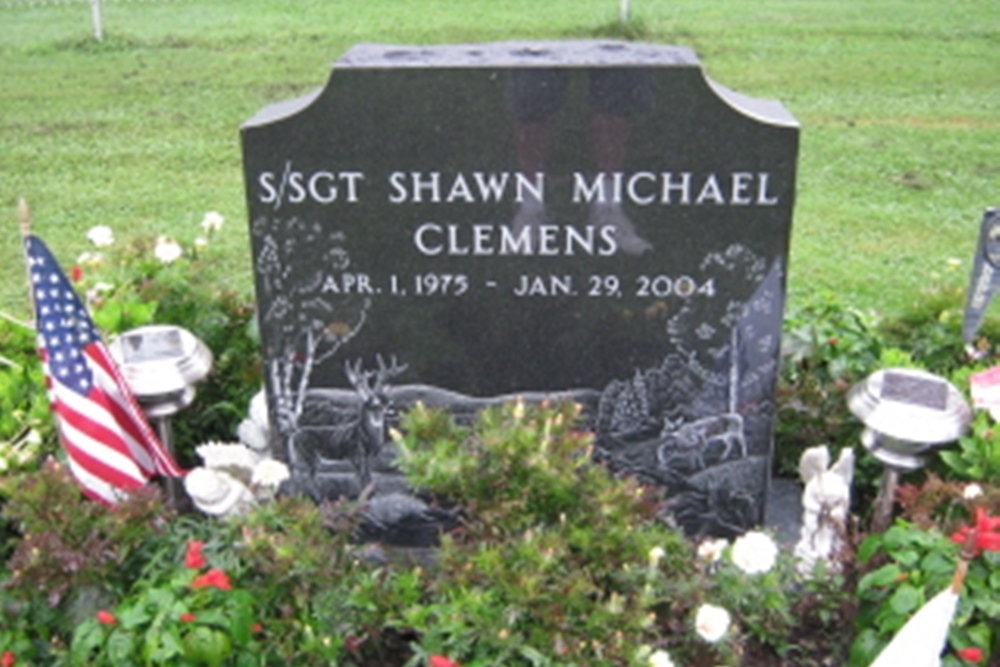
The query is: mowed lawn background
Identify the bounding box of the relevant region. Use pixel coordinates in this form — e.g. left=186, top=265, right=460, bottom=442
left=1, top=0, right=997, bottom=323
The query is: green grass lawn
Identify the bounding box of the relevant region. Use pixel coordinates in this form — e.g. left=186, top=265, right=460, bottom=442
left=1, top=0, right=998, bottom=323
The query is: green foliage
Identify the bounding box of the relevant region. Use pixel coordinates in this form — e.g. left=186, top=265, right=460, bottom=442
left=0, top=459, right=169, bottom=607
left=2, top=285, right=999, bottom=665
left=395, top=401, right=851, bottom=666
left=0, top=459, right=172, bottom=662
left=775, top=294, right=880, bottom=479
left=0, top=312, right=57, bottom=470
left=396, top=400, right=687, bottom=664
left=850, top=517, right=999, bottom=667
left=777, top=290, right=1000, bottom=510
left=939, top=412, right=1000, bottom=486
left=61, top=220, right=260, bottom=460
left=877, top=286, right=1000, bottom=377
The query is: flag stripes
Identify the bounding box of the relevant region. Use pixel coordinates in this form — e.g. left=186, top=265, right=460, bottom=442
left=24, top=234, right=184, bottom=504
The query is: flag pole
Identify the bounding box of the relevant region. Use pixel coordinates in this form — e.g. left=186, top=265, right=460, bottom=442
left=17, top=199, right=37, bottom=317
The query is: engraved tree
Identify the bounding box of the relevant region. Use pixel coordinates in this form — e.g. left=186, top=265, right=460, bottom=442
left=251, top=216, right=370, bottom=451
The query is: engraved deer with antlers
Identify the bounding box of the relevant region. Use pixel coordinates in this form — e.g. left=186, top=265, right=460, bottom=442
left=290, top=355, right=408, bottom=499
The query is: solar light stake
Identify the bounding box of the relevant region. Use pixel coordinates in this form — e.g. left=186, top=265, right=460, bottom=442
left=848, top=368, right=971, bottom=534
left=873, top=467, right=899, bottom=533
left=109, top=325, right=213, bottom=510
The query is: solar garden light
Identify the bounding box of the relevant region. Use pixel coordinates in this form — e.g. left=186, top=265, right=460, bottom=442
left=109, top=325, right=213, bottom=507
left=847, top=368, right=971, bottom=533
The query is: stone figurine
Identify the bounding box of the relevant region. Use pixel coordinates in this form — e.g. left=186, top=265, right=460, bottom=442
left=793, top=445, right=855, bottom=575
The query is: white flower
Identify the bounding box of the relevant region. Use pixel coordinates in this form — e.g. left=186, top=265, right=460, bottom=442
left=697, top=537, right=728, bottom=563
left=695, top=603, right=731, bottom=642
left=648, top=649, right=676, bottom=667
left=648, top=546, right=666, bottom=567
left=86, top=225, right=115, bottom=247
left=963, top=483, right=984, bottom=500
left=154, top=235, right=183, bottom=264
left=200, top=211, right=225, bottom=233
left=194, top=236, right=209, bottom=250
left=730, top=530, right=778, bottom=575
left=252, top=458, right=290, bottom=489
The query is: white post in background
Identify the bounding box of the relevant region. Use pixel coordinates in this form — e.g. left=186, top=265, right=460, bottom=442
left=619, top=0, right=630, bottom=22
left=91, top=0, right=104, bottom=41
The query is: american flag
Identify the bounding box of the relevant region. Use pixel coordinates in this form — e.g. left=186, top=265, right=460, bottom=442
left=24, top=234, right=184, bottom=504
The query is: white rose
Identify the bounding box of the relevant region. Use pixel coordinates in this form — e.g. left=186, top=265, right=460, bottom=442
left=648, top=649, right=676, bottom=667
left=695, top=603, right=731, bottom=642
left=697, top=537, right=728, bottom=563
left=963, top=483, right=984, bottom=500
left=86, top=225, right=115, bottom=247
left=200, top=211, right=225, bottom=233
left=730, top=530, right=778, bottom=575
left=154, top=236, right=183, bottom=264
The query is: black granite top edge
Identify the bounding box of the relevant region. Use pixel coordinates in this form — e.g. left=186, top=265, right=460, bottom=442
left=336, top=40, right=701, bottom=68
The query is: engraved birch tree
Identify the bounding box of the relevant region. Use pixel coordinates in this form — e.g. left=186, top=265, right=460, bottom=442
left=251, top=216, right=370, bottom=450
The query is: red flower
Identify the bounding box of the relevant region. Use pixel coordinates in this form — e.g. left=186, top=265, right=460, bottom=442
left=1, top=650, right=15, bottom=667
left=251, top=622, right=264, bottom=634
left=957, top=647, right=984, bottom=663
left=951, top=507, right=1000, bottom=557
left=96, top=609, right=117, bottom=625
left=428, top=656, right=461, bottom=667
left=191, top=568, right=232, bottom=591
left=179, top=612, right=196, bottom=622
left=70, top=265, right=83, bottom=283
left=185, top=540, right=207, bottom=569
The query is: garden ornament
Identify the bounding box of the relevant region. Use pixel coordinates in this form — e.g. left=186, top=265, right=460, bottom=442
left=185, top=442, right=289, bottom=516
left=108, top=324, right=213, bottom=509
left=183, top=467, right=256, bottom=517
left=848, top=368, right=971, bottom=532
left=237, top=389, right=270, bottom=452
left=869, top=508, right=999, bottom=667
left=793, top=444, right=854, bottom=576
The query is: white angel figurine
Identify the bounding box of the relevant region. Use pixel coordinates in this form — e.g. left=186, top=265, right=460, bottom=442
left=794, top=444, right=855, bottom=576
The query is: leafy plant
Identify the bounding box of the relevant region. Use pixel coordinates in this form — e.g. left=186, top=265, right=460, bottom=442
left=850, top=503, right=1000, bottom=667
left=938, top=412, right=1000, bottom=486
left=0, top=311, right=57, bottom=469
left=394, top=400, right=851, bottom=666
left=69, top=218, right=261, bottom=460
left=70, top=541, right=263, bottom=667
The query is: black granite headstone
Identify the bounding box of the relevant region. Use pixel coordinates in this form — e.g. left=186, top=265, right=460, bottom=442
left=241, top=41, right=799, bottom=539
left=963, top=208, right=1000, bottom=342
